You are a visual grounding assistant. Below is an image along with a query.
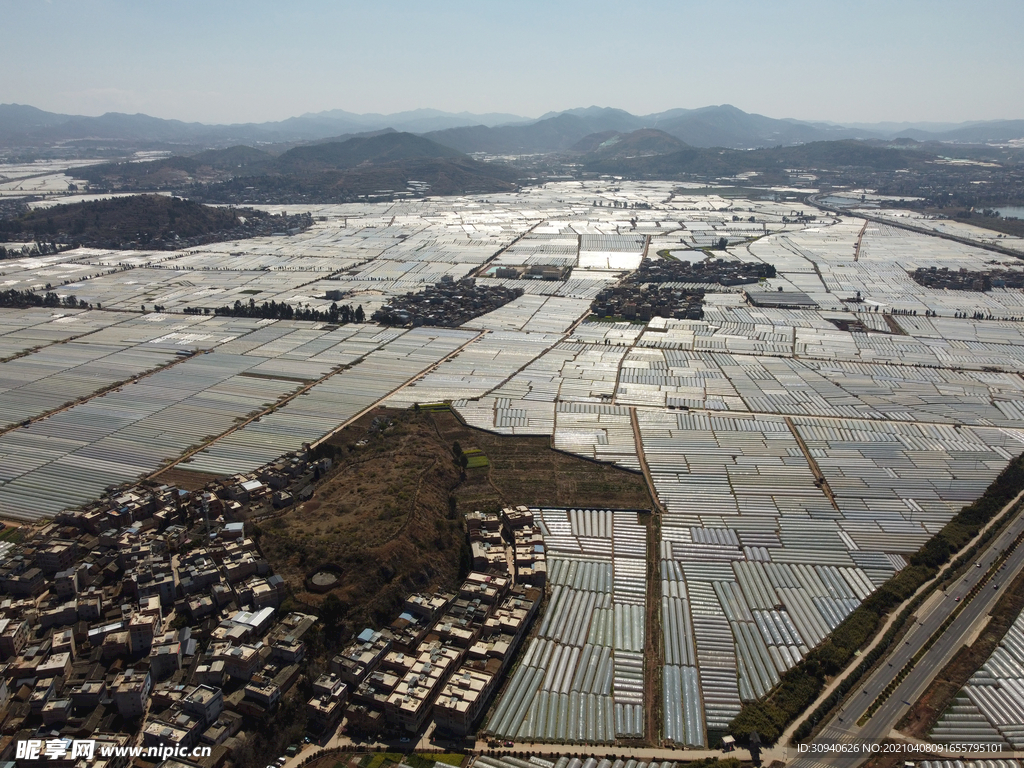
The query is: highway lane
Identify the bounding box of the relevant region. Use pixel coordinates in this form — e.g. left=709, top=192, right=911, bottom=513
left=790, top=503, right=1024, bottom=768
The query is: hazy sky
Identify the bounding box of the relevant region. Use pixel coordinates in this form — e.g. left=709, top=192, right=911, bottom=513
left=4, top=0, right=1023, bottom=125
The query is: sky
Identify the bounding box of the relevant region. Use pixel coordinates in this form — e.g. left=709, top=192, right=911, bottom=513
left=3, top=0, right=1023, bottom=126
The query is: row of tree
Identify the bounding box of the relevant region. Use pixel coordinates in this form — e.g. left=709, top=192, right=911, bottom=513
left=0, top=242, right=63, bottom=260
left=209, top=298, right=365, bottom=324
left=0, top=289, right=89, bottom=309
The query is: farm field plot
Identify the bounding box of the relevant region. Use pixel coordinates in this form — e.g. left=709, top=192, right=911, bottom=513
left=5, top=180, right=1024, bottom=747
left=483, top=508, right=648, bottom=743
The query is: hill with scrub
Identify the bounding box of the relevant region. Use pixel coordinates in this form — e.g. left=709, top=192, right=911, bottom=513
left=253, top=406, right=653, bottom=635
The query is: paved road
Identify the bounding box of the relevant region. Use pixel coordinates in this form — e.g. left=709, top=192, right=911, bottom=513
left=284, top=732, right=780, bottom=768
left=790, top=504, right=1024, bottom=768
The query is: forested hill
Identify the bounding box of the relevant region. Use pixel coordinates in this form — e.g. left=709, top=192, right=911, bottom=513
left=73, top=133, right=518, bottom=203
left=0, top=194, right=310, bottom=250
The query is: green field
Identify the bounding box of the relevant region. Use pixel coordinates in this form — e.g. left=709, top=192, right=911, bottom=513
left=0, top=526, right=25, bottom=543
left=463, top=448, right=489, bottom=468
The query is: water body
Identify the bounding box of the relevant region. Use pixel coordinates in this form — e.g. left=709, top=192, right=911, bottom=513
left=996, top=206, right=1024, bottom=219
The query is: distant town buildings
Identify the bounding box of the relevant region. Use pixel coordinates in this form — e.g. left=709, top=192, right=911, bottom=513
left=372, top=278, right=524, bottom=327
left=627, top=256, right=776, bottom=286
left=911, top=265, right=1024, bottom=292
left=591, top=284, right=704, bottom=322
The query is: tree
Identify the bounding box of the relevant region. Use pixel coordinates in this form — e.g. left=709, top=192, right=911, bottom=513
left=319, top=593, right=346, bottom=632
left=355, top=305, right=365, bottom=323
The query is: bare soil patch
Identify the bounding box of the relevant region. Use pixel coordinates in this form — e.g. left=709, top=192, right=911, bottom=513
left=155, top=467, right=220, bottom=490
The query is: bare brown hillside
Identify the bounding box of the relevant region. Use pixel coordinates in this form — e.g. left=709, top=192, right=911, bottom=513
left=257, top=406, right=652, bottom=636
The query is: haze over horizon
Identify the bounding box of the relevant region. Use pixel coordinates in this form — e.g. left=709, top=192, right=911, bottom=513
left=3, top=0, right=1023, bottom=127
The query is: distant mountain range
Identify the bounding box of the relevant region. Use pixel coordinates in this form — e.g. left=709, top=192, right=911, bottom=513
left=422, top=106, right=1024, bottom=154
left=422, top=105, right=858, bottom=154
left=0, top=104, right=531, bottom=149
left=3, top=102, right=1024, bottom=152
left=13, top=121, right=1024, bottom=207
left=69, top=127, right=964, bottom=206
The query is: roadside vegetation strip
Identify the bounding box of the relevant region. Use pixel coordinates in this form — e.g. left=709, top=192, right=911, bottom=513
left=791, top=597, right=924, bottom=743
left=728, top=454, right=1024, bottom=746
left=857, top=526, right=1024, bottom=725
left=363, top=754, right=465, bottom=768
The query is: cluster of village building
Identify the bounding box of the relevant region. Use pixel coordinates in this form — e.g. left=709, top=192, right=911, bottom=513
left=0, top=435, right=547, bottom=765
left=0, top=447, right=332, bottom=768
left=628, top=257, right=776, bottom=286
left=910, top=265, right=1024, bottom=292
left=332, top=506, right=544, bottom=738
left=590, top=284, right=704, bottom=322
left=371, top=278, right=524, bottom=327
